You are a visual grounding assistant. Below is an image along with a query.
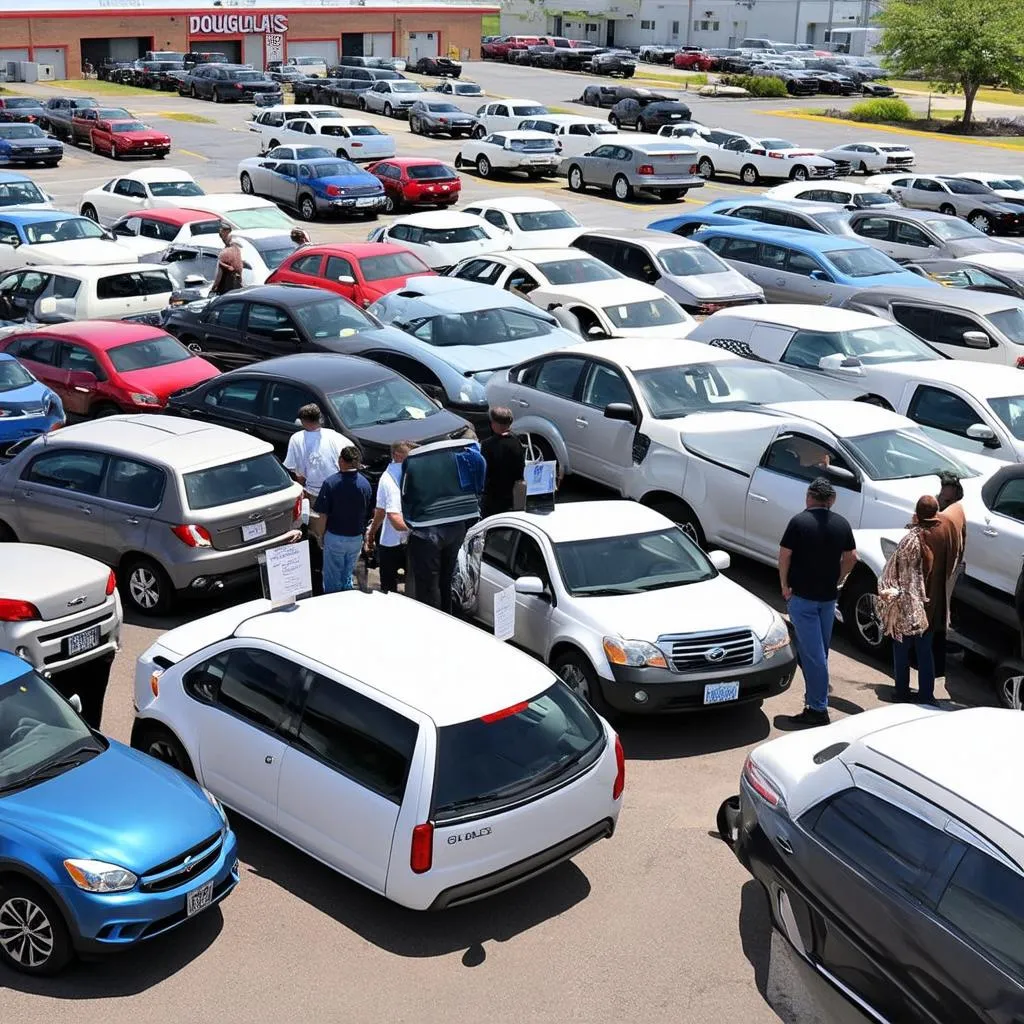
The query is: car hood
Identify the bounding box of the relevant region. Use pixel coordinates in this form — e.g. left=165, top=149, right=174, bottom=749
left=1, top=138, right=61, bottom=150
left=0, top=740, right=223, bottom=872
left=413, top=330, right=577, bottom=374
left=847, top=270, right=937, bottom=291
left=361, top=272, right=435, bottom=301
left=413, top=237, right=509, bottom=268
left=118, top=357, right=219, bottom=402
left=946, top=237, right=1023, bottom=257
left=20, top=239, right=138, bottom=266
left=663, top=270, right=762, bottom=301
left=512, top=227, right=581, bottom=248
left=310, top=173, right=382, bottom=190
left=116, top=129, right=170, bottom=142
left=870, top=469, right=987, bottom=514
left=350, top=408, right=467, bottom=447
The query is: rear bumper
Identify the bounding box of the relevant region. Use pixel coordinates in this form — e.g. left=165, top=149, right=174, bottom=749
left=633, top=174, right=705, bottom=192
left=166, top=528, right=302, bottom=592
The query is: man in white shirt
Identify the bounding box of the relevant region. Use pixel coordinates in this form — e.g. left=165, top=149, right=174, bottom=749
left=284, top=403, right=353, bottom=501
left=366, top=441, right=415, bottom=594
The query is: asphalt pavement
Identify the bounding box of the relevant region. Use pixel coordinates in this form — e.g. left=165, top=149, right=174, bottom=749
left=0, top=65, right=1007, bottom=1023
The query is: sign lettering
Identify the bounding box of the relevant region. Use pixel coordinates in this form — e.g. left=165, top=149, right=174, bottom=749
left=188, top=13, right=288, bottom=35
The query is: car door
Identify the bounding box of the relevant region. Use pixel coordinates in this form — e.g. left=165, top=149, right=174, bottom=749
left=904, top=177, right=945, bottom=212
left=95, top=454, right=163, bottom=560
left=274, top=250, right=323, bottom=288
left=491, top=102, right=511, bottom=131
left=94, top=270, right=147, bottom=320
left=269, top=161, right=300, bottom=205
left=750, top=242, right=798, bottom=303
left=890, top=303, right=1003, bottom=364
left=970, top=474, right=1024, bottom=594
left=510, top=355, right=589, bottom=473
left=573, top=359, right=638, bottom=489
left=106, top=177, right=149, bottom=220
left=0, top=270, right=49, bottom=321
left=276, top=671, right=416, bottom=892
left=194, top=298, right=249, bottom=366
left=0, top=219, right=23, bottom=270
left=324, top=255, right=357, bottom=303
left=57, top=341, right=109, bottom=417
left=904, top=383, right=1007, bottom=461
left=246, top=159, right=277, bottom=196
left=260, top=378, right=318, bottom=455
left=4, top=334, right=64, bottom=398
left=783, top=248, right=840, bottom=304
left=193, top=376, right=265, bottom=433
left=473, top=523, right=518, bottom=630
left=244, top=301, right=303, bottom=360
left=716, top=137, right=750, bottom=175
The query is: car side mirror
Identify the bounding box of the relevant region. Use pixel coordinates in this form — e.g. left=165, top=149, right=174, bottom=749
left=963, top=330, right=990, bottom=348
left=514, top=575, right=548, bottom=598
left=68, top=693, right=83, bottom=714
left=421, top=383, right=445, bottom=402
left=818, top=353, right=863, bottom=374
left=271, top=327, right=300, bottom=343
left=337, top=275, right=355, bottom=284
left=708, top=549, right=731, bottom=571
left=37, top=296, right=58, bottom=316
left=587, top=325, right=608, bottom=338
left=603, top=402, right=637, bottom=424
left=68, top=369, right=97, bottom=388
left=824, top=464, right=859, bottom=488
left=966, top=422, right=1000, bottom=447
left=809, top=269, right=832, bottom=282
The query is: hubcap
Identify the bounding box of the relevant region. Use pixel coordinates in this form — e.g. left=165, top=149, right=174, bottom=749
left=615, top=179, right=627, bottom=199
left=559, top=663, right=591, bottom=701
left=1002, top=674, right=1024, bottom=710
left=0, top=897, right=54, bottom=968
left=148, top=738, right=182, bottom=767
left=742, top=168, right=755, bottom=183
left=698, top=160, right=712, bottom=179
left=854, top=593, right=883, bottom=648
left=971, top=215, right=990, bottom=231
left=570, top=169, right=581, bottom=188
left=129, top=566, right=161, bottom=610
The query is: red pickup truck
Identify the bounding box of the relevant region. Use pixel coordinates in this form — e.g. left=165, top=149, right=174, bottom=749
left=481, top=35, right=541, bottom=60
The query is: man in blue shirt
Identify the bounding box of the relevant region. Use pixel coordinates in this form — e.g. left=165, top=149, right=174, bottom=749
left=313, top=446, right=373, bottom=593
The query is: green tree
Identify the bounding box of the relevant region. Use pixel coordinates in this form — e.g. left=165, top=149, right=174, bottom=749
left=875, top=0, right=1024, bottom=129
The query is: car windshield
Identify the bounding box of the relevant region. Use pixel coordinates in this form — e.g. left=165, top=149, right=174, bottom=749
left=509, top=138, right=556, bottom=152
left=942, top=179, right=989, bottom=195
left=107, top=334, right=192, bottom=372
left=111, top=122, right=148, bottom=133
left=230, top=71, right=266, bottom=82
left=227, top=206, right=293, bottom=230
left=0, top=125, right=44, bottom=139
left=988, top=395, right=1024, bottom=440
left=422, top=225, right=488, bottom=243
left=149, top=180, right=203, bottom=197
left=825, top=247, right=902, bottom=278
left=844, top=428, right=974, bottom=481
left=431, top=682, right=603, bottom=822
left=555, top=526, right=714, bottom=595
left=390, top=82, right=423, bottom=93
left=412, top=307, right=552, bottom=346
left=183, top=452, right=292, bottom=510
left=5, top=99, right=39, bottom=109
left=984, top=177, right=1024, bottom=192
left=292, top=296, right=374, bottom=337
left=854, top=192, right=895, bottom=208
left=512, top=105, right=546, bottom=115
left=347, top=125, right=382, bottom=137
left=535, top=256, right=618, bottom=285
left=328, top=377, right=438, bottom=428
left=0, top=182, right=47, bottom=206
left=407, top=164, right=456, bottom=181
left=0, top=358, right=34, bottom=391
left=657, top=245, right=730, bottom=277
left=23, top=217, right=106, bottom=244
left=250, top=238, right=295, bottom=270
left=788, top=325, right=938, bottom=365
left=0, top=668, right=105, bottom=794
left=360, top=250, right=430, bottom=281
left=760, top=138, right=798, bottom=149
left=426, top=103, right=461, bottom=113
left=989, top=308, right=1024, bottom=344
left=634, top=361, right=818, bottom=417
left=510, top=209, right=580, bottom=231
left=602, top=297, right=685, bottom=329
left=294, top=57, right=321, bottom=65
left=306, top=161, right=359, bottom=178
left=925, top=217, right=983, bottom=240
left=455, top=83, right=482, bottom=94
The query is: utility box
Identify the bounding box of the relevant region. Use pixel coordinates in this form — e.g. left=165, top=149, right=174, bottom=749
left=37, top=64, right=55, bottom=80
left=18, top=61, right=39, bottom=83
left=5, top=61, right=21, bottom=81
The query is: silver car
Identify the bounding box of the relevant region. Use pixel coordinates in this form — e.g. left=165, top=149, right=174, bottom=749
left=845, top=208, right=1018, bottom=262
left=885, top=174, right=1024, bottom=235
left=360, top=79, right=426, bottom=118
left=0, top=416, right=302, bottom=616
left=572, top=229, right=764, bottom=314
left=562, top=140, right=704, bottom=202
left=408, top=99, right=480, bottom=138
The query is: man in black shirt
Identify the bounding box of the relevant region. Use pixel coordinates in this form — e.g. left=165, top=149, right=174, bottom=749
left=778, top=477, right=858, bottom=728
left=480, top=407, right=525, bottom=518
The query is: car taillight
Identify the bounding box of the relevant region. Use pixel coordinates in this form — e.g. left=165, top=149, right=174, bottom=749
left=235, top=83, right=244, bottom=90
left=637, top=163, right=654, bottom=175
left=411, top=822, right=434, bottom=873
left=689, top=164, right=697, bottom=174
left=0, top=598, right=39, bottom=622
left=439, top=116, right=448, bottom=123
left=768, top=151, right=784, bottom=159
left=105, top=570, right=116, bottom=596
left=1016, top=356, right=1024, bottom=369
left=613, top=733, right=625, bottom=800
left=292, top=495, right=302, bottom=522
left=326, top=184, right=344, bottom=196
left=171, top=524, right=212, bottom=547
left=743, top=755, right=781, bottom=806
left=750, top=148, right=766, bottom=156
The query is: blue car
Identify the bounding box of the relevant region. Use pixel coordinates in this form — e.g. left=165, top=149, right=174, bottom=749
left=685, top=222, right=939, bottom=304
left=0, top=352, right=64, bottom=456
left=0, top=123, right=63, bottom=167
left=648, top=197, right=855, bottom=238
left=0, top=651, right=238, bottom=975
left=238, top=155, right=386, bottom=221
left=0, top=170, right=53, bottom=212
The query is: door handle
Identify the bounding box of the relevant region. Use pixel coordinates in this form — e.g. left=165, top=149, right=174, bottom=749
left=984, top=528, right=998, bottom=537
left=776, top=835, right=794, bottom=855
left=516, top=399, right=529, bottom=408
left=73, top=386, right=90, bottom=394
left=575, top=417, right=589, bottom=427
left=265, top=754, right=274, bottom=765
left=124, top=516, right=139, bottom=525
left=76, top=505, right=92, bottom=515
left=775, top=278, right=786, bottom=286
left=749, top=493, right=769, bottom=502
left=17, top=488, right=32, bottom=499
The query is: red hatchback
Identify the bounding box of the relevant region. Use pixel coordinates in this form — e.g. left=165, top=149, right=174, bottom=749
left=674, top=50, right=714, bottom=71
left=267, top=243, right=435, bottom=307
left=0, top=322, right=218, bottom=419
left=367, top=158, right=461, bottom=213
left=91, top=119, right=172, bottom=160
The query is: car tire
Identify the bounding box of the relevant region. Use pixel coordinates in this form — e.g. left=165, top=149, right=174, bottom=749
left=133, top=722, right=196, bottom=777
left=80, top=204, right=98, bottom=221
left=189, top=85, right=198, bottom=99
left=384, top=102, right=393, bottom=118
left=647, top=495, right=706, bottom=548
left=299, top=194, right=317, bottom=221
left=939, top=203, right=956, bottom=217
left=109, top=142, right=118, bottom=160
left=839, top=567, right=889, bottom=659
left=472, top=124, right=486, bottom=139
left=383, top=194, right=396, bottom=213
left=213, top=89, right=222, bottom=104
left=613, top=174, right=632, bottom=201
left=740, top=163, right=759, bottom=186
left=697, top=156, right=715, bottom=180
left=0, top=880, right=73, bottom=976
left=568, top=165, right=585, bottom=192
left=121, top=555, right=174, bottom=616
left=0, top=519, right=15, bottom=542
left=858, top=160, right=868, bottom=174
left=996, top=662, right=1024, bottom=710
left=790, top=165, right=809, bottom=181
left=856, top=394, right=893, bottom=410
left=409, top=116, right=420, bottom=134
left=88, top=135, right=97, bottom=153
left=358, top=98, right=367, bottom=111
left=608, top=114, right=620, bottom=128
left=552, top=650, right=613, bottom=718
left=637, top=118, right=647, bottom=133
left=476, top=155, right=491, bottom=178
left=240, top=172, right=254, bottom=194
left=968, top=210, right=993, bottom=234
left=91, top=402, right=121, bottom=418
left=268, top=139, right=280, bottom=151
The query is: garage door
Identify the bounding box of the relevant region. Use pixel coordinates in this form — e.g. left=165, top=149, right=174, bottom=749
left=287, top=39, right=340, bottom=69
left=33, top=47, right=66, bottom=80
left=0, top=48, right=30, bottom=76
left=407, top=32, right=439, bottom=63
left=364, top=33, right=392, bottom=58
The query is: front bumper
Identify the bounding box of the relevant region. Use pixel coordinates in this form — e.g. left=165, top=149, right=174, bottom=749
left=0, top=414, right=62, bottom=454
left=4, top=148, right=63, bottom=162
left=323, top=194, right=388, bottom=215
left=251, top=92, right=284, bottom=106
left=601, top=649, right=796, bottom=713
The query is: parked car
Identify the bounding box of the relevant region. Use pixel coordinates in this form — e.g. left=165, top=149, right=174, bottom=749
left=474, top=99, right=549, bottom=135
left=79, top=169, right=205, bottom=225
left=954, top=171, right=1024, bottom=204
left=910, top=256, right=1024, bottom=300
left=268, top=117, right=394, bottom=162
left=0, top=171, right=52, bottom=212
left=639, top=45, right=679, bottom=64
left=455, top=131, right=560, bottom=180
left=133, top=59, right=184, bottom=89
left=648, top=196, right=854, bottom=238
left=154, top=234, right=297, bottom=292
left=0, top=212, right=138, bottom=272
left=845, top=207, right=1018, bottom=262
left=433, top=79, right=483, bottom=98
left=581, top=84, right=641, bottom=108
left=0, top=97, right=47, bottom=124
left=748, top=62, right=819, bottom=95
left=462, top=197, right=581, bottom=249
left=67, top=106, right=131, bottom=146
left=181, top=64, right=282, bottom=105
left=870, top=173, right=1024, bottom=235
left=237, top=155, right=386, bottom=221
left=267, top=242, right=434, bottom=307
left=454, top=500, right=794, bottom=715
left=39, top=97, right=98, bottom=141
left=367, top=158, right=461, bottom=213
left=516, top=114, right=620, bottom=160
left=692, top=133, right=840, bottom=184
left=261, top=144, right=332, bottom=162
left=0, top=123, right=62, bottom=167
left=573, top=229, right=764, bottom=314
left=589, top=50, right=637, bottom=77
left=563, top=140, right=704, bottom=202
left=719, top=705, right=1024, bottom=1024
left=818, top=140, right=915, bottom=173
left=182, top=50, right=228, bottom=71
left=286, top=55, right=328, bottom=78
left=107, top=208, right=224, bottom=257
left=762, top=180, right=898, bottom=209
left=247, top=105, right=343, bottom=148
left=608, top=97, right=691, bottom=132
left=0, top=351, right=63, bottom=455
left=410, top=55, right=462, bottom=77
left=267, top=66, right=309, bottom=86
left=674, top=49, right=714, bottom=71
left=87, top=119, right=172, bottom=160
left=480, top=36, right=541, bottom=60
left=0, top=321, right=218, bottom=418
left=322, top=79, right=373, bottom=108
left=704, top=48, right=753, bottom=73
left=958, top=252, right=1024, bottom=295
left=367, top=211, right=507, bottom=272
left=407, top=99, right=479, bottom=138
left=360, top=80, right=427, bottom=118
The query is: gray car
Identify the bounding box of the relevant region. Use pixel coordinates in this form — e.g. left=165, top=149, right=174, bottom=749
left=844, top=208, right=1019, bottom=262
left=408, top=99, right=480, bottom=138
left=0, top=416, right=302, bottom=615
left=572, top=229, right=764, bottom=314
left=884, top=174, right=1024, bottom=235
left=360, top=80, right=426, bottom=118
left=562, top=140, right=704, bottom=202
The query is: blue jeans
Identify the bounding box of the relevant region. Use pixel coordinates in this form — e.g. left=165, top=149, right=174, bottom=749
left=893, top=631, right=935, bottom=701
left=322, top=532, right=362, bottom=593
left=787, top=595, right=836, bottom=713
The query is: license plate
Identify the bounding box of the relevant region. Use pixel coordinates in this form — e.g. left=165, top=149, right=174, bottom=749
left=34, top=147, right=48, bottom=152
left=186, top=880, right=213, bottom=917
left=66, top=625, right=100, bottom=657
left=356, top=196, right=377, bottom=207
left=242, top=520, right=267, bottom=542
left=528, top=157, right=550, bottom=164
left=670, top=113, right=682, bottom=118
left=703, top=681, right=740, bottom=705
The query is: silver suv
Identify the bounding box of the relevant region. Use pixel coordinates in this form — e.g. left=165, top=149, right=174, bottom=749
left=0, top=415, right=302, bottom=615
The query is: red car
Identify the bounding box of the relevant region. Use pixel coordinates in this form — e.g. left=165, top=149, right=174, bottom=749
left=110, top=207, right=225, bottom=248
left=367, top=158, right=461, bottom=213
left=90, top=119, right=172, bottom=160
left=0, top=322, right=218, bottom=419
left=267, top=242, right=435, bottom=307
left=481, top=36, right=540, bottom=60
left=674, top=50, right=715, bottom=71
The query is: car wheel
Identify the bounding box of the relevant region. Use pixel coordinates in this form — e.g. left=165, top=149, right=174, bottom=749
left=180, top=334, right=204, bottom=355
left=109, top=142, right=118, bottom=160
left=476, top=155, right=491, bottom=178
left=840, top=568, right=889, bottom=658
left=568, top=166, right=585, bottom=192
left=472, top=124, right=485, bottom=139
left=268, top=139, right=280, bottom=151
left=189, top=85, right=198, bottom=99
left=697, top=156, right=715, bottom=180
left=996, top=663, right=1024, bottom=710
left=358, top=98, right=367, bottom=111
left=552, top=650, right=613, bottom=718
left=121, top=556, right=174, bottom=616
left=636, top=118, right=647, bottom=133
left=213, top=89, right=222, bottom=103
left=91, top=402, right=121, bottom=418
left=968, top=210, right=993, bottom=233
left=336, top=148, right=350, bottom=160
left=858, top=160, right=868, bottom=174
left=80, top=203, right=98, bottom=221
left=409, top=116, right=419, bottom=134
left=88, top=135, right=97, bottom=153
left=939, top=203, right=956, bottom=217
left=613, top=174, right=632, bottom=201
left=133, top=723, right=196, bottom=777
left=790, top=165, right=809, bottom=181
left=299, top=194, right=317, bottom=221
left=383, top=194, right=396, bottom=213
left=608, top=114, right=620, bottom=128
left=384, top=102, right=394, bottom=117
left=740, top=163, right=759, bottom=186
left=0, top=881, right=73, bottom=976
left=240, top=172, right=254, bottom=194
left=856, top=394, right=893, bottom=410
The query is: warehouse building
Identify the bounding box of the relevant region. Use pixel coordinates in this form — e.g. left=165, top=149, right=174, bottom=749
left=0, top=0, right=495, bottom=81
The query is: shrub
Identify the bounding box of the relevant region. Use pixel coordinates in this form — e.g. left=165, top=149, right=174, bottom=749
left=847, top=97, right=914, bottom=122
left=719, top=74, right=789, bottom=98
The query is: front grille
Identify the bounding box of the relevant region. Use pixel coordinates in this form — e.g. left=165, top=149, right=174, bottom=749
left=140, top=830, right=223, bottom=892
left=660, top=628, right=755, bottom=673
left=830, top=160, right=852, bottom=174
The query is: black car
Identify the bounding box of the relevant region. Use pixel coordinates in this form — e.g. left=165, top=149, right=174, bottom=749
left=134, top=59, right=185, bottom=89
left=749, top=63, right=819, bottom=95
left=410, top=56, right=462, bottom=77
left=581, top=83, right=639, bottom=108
left=165, top=352, right=470, bottom=477
left=289, top=77, right=342, bottom=104
left=518, top=45, right=560, bottom=69
left=323, top=79, right=374, bottom=107
left=906, top=257, right=1024, bottom=299
left=0, top=97, right=46, bottom=124
left=180, top=64, right=282, bottom=104
left=862, top=81, right=896, bottom=97
left=96, top=58, right=134, bottom=82
left=268, top=66, right=310, bottom=85
left=331, top=66, right=403, bottom=83
left=182, top=51, right=229, bottom=71
left=608, top=97, right=691, bottom=132
left=0, top=123, right=63, bottom=166
left=706, top=48, right=753, bottom=74
left=589, top=50, right=637, bottom=77
left=811, top=71, right=859, bottom=96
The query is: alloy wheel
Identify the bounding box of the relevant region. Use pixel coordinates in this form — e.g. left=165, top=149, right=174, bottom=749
left=147, top=737, right=185, bottom=769
left=558, top=662, right=592, bottom=701
left=129, top=565, right=162, bottom=610
left=854, top=592, right=883, bottom=649
left=1001, top=672, right=1024, bottom=710
left=0, top=898, right=54, bottom=969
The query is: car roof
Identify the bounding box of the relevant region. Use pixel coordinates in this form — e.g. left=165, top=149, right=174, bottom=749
left=698, top=222, right=865, bottom=251
left=386, top=279, right=536, bottom=315
left=490, top=98, right=543, bottom=106
left=118, top=167, right=196, bottom=183
left=537, top=276, right=667, bottom=303
left=231, top=592, right=558, bottom=725
left=18, top=320, right=173, bottom=349
left=956, top=171, right=1024, bottom=182
left=299, top=241, right=416, bottom=258
left=393, top=211, right=486, bottom=227
left=468, top=196, right=560, bottom=213
left=875, top=358, right=1024, bottom=396
left=853, top=207, right=960, bottom=225
left=1, top=210, right=85, bottom=225
left=0, top=170, right=36, bottom=183
left=578, top=228, right=703, bottom=249
left=494, top=130, right=555, bottom=141
left=376, top=157, right=449, bottom=168
left=849, top=286, right=1024, bottom=313
left=770, top=398, right=912, bottom=436
left=496, top=247, right=598, bottom=265
left=24, top=262, right=165, bottom=282
left=705, top=303, right=887, bottom=331
left=522, top=113, right=603, bottom=125
left=490, top=498, right=674, bottom=542
left=224, top=352, right=394, bottom=389
left=136, top=207, right=218, bottom=225
left=563, top=336, right=738, bottom=370
left=213, top=283, right=327, bottom=306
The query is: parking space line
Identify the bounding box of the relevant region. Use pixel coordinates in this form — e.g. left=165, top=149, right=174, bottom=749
left=176, top=149, right=209, bottom=161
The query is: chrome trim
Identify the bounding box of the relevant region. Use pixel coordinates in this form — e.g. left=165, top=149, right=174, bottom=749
left=814, top=963, right=893, bottom=1024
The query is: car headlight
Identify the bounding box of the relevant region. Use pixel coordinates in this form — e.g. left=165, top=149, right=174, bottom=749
left=186, top=300, right=210, bottom=313
left=202, top=786, right=228, bottom=827
left=129, top=391, right=160, bottom=406
left=759, top=614, right=791, bottom=660
left=603, top=636, right=668, bottom=669
left=64, top=858, right=138, bottom=893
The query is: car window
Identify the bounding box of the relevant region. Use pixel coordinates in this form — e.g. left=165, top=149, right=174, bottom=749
left=786, top=251, right=822, bottom=277
left=325, top=255, right=353, bottom=280
left=851, top=216, right=891, bottom=241
left=139, top=218, right=179, bottom=242
left=289, top=253, right=323, bottom=276
left=483, top=210, right=508, bottom=231
left=6, top=335, right=59, bottom=364
left=294, top=674, right=418, bottom=802
left=482, top=526, right=517, bottom=572
left=208, top=300, right=246, bottom=329
left=717, top=238, right=759, bottom=263
left=188, top=648, right=302, bottom=731
left=893, top=305, right=988, bottom=348
left=895, top=222, right=931, bottom=247
left=915, top=178, right=944, bottom=192
left=51, top=276, right=81, bottom=300
left=103, top=456, right=166, bottom=508
left=906, top=386, right=980, bottom=438
left=991, top=477, right=1024, bottom=521
left=510, top=532, right=549, bottom=583
left=59, top=344, right=103, bottom=377
left=582, top=362, right=631, bottom=409
left=183, top=452, right=291, bottom=510
left=531, top=355, right=586, bottom=399
left=24, top=449, right=107, bottom=494
left=97, top=273, right=143, bottom=301
left=764, top=432, right=853, bottom=485
left=453, top=258, right=503, bottom=285
left=204, top=379, right=263, bottom=414
left=265, top=380, right=316, bottom=424
left=246, top=302, right=295, bottom=335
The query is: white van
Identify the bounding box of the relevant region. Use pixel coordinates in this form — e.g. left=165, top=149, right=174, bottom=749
left=132, top=592, right=623, bottom=910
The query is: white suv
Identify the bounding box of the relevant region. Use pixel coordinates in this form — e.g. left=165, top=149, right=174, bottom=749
left=132, top=592, right=623, bottom=910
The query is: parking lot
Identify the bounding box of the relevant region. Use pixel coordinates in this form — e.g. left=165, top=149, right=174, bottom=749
left=0, top=61, right=1009, bottom=1023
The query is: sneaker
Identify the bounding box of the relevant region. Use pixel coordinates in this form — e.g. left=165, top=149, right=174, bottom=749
left=783, top=707, right=830, bottom=729
left=879, top=689, right=915, bottom=704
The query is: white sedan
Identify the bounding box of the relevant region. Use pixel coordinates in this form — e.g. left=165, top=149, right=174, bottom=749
left=454, top=131, right=560, bottom=180
left=367, top=211, right=508, bottom=270
left=762, top=179, right=899, bottom=209
left=454, top=500, right=795, bottom=715
left=448, top=247, right=625, bottom=296
left=691, top=133, right=838, bottom=185
left=954, top=171, right=1024, bottom=203
left=262, top=118, right=395, bottom=161
left=461, top=196, right=582, bottom=249
left=817, top=140, right=916, bottom=173
left=78, top=168, right=205, bottom=225
left=0, top=213, right=138, bottom=271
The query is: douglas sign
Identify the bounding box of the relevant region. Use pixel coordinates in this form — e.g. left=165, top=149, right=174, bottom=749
left=188, top=13, right=289, bottom=34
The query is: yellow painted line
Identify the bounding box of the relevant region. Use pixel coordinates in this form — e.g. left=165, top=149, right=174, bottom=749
left=176, top=149, right=209, bottom=161
left=762, top=108, right=1024, bottom=151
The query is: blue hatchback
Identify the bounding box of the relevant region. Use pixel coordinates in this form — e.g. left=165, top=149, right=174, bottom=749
left=0, top=353, right=64, bottom=456
left=240, top=155, right=386, bottom=221
left=0, top=652, right=238, bottom=975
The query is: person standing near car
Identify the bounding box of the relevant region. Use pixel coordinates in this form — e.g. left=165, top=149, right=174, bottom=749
left=211, top=225, right=243, bottom=295
left=313, top=446, right=373, bottom=593
left=778, top=477, right=858, bottom=728
left=480, top=407, right=525, bottom=518
left=366, top=441, right=416, bottom=594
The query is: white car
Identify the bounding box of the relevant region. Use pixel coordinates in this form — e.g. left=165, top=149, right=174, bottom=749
left=816, top=140, right=916, bottom=173
left=360, top=79, right=426, bottom=117
left=367, top=211, right=507, bottom=270
left=762, top=180, right=899, bottom=209
left=0, top=175, right=53, bottom=212
left=248, top=105, right=338, bottom=151
left=0, top=213, right=138, bottom=272
left=954, top=171, right=1024, bottom=204
left=155, top=231, right=297, bottom=290
left=461, top=197, right=582, bottom=249
left=474, top=98, right=549, bottom=135
left=286, top=55, right=328, bottom=77
left=656, top=122, right=711, bottom=141
left=690, top=304, right=1024, bottom=465
left=454, top=131, right=560, bottom=179
left=691, top=132, right=838, bottom=185
left=78, top=169, right=205, bottom=225
left=454, top=501, right=796, bottom=716
left=516, top=114, right=621, bottom=160
left=152, top=193, right=295, bottom=232
left=432, top=79, right=485, bottom=98
left=448, top=248, right=625, bottom=302
left=107, top=209, right=225, bottom=258
left=132, top=592, right=623, bottom=911
left=259, top=117, right=394, bottom=161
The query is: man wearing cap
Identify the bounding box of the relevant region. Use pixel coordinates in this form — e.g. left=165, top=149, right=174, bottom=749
left=778, top=477, right=858, bottom=728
